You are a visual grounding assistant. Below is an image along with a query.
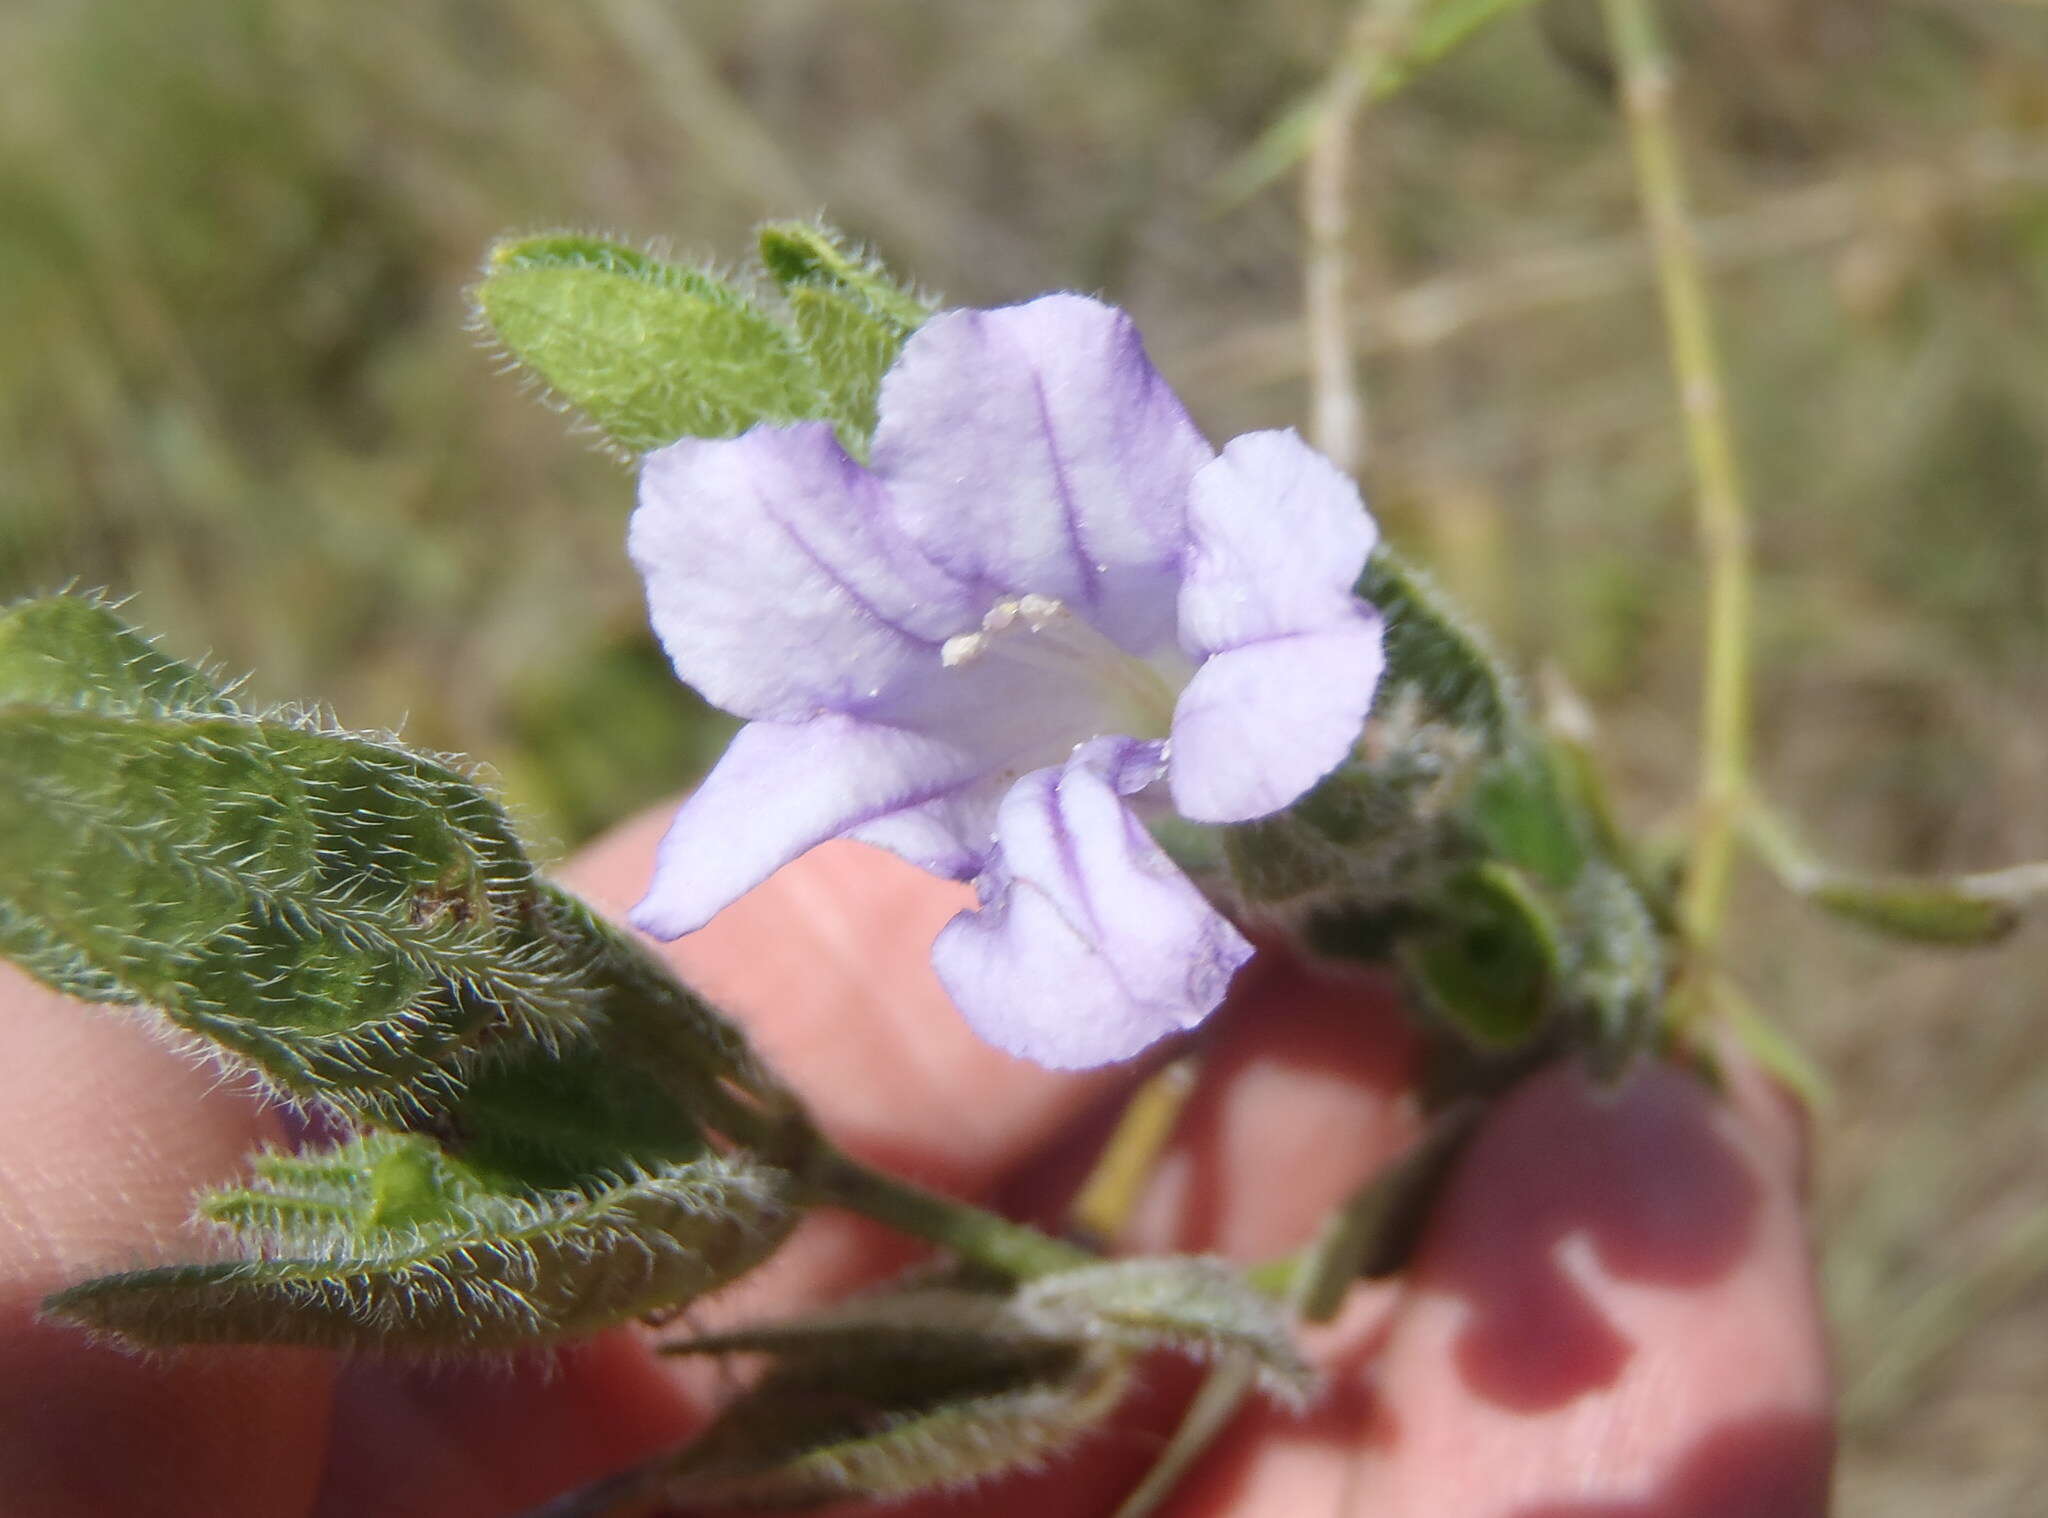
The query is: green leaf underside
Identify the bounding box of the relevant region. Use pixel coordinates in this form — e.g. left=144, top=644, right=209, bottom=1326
left=478, top=235, right=823, bottom=452
left=48, top=1133, right=797, bottom=1352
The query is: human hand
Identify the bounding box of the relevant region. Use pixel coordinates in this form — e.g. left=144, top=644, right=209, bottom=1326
left=0, top=807, right=1832, bottom=1517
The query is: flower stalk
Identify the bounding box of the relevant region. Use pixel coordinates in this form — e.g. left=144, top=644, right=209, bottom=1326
left=801, top=1140, right=1097, bottom=1281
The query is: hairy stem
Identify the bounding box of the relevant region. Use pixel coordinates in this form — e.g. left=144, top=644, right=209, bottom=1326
left=1599, top=0, right=1753, bottom=1007
left=804, top=1141, right=1097, bottom=1281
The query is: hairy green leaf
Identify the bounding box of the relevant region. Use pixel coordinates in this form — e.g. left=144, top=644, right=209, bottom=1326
left=1361, top=545, right=1522, bottom=747
left=643, top=1259, right=1300, bottom=1509
left=756, top=221, right=930, bottom=330
left=1470, top=748, right=1586, bottom=891
left=1740, top=798, right=2041, bottom=947
left=476, top=233, right=823, bottom=452
left=1808, top=876, right=2019, bottom=946
left=0, top=594, right=236, bottom=716
left=1222, top=810, right=1348, bottom=904
left=663, top=1331, right=1127, bottom=1508
left=0, top=703, right=590, bottom=1107
left=48, top=1135, right=797, bottom=1352
left=1223, top=710, right=1482, bottom=910
left=1559, top=859, right=1664, bottom=1069
left=1404, top=862, right=1560, bottom=1049
left=757, top=223, right=928, bottom=452
left=786, top=283, right=907, bottom=449
left=1019, top=1257, right=1315, bottom=1408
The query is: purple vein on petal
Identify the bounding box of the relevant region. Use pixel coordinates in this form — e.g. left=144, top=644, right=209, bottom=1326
left=1026, top=365, right=1098, bottom=611
left=750, top=486, right=946, bottom=653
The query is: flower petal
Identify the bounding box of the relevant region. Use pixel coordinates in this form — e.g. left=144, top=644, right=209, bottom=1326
left=631, top=714, right=985, bottom=939
left=1170, top=429, right=1385, bottom=823
left=1169, top=621, right=1385, bottom=823
left=872, top=295, right=1213, bottom=655
left=632, top=421, right=977, bottom=724
left=1177, top=428, right=1379, bottom=652
left=931, top=739, right=1254, bottom=1069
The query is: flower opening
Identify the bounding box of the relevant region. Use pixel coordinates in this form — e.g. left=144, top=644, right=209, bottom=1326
left=939, top=594, right=1189, bottom=742
left=628, top=293, right=1385, bottom=1068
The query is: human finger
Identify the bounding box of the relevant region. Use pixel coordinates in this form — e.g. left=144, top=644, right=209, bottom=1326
left=0, top=964, right=335, bottom=1518
left=1169, top=1055, right=1832, bottom=1517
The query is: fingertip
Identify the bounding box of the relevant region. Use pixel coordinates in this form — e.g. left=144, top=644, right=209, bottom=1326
left=0, top=965, right=334, bottom=1517
left=1356, top=1056, right=1833, bottom=1515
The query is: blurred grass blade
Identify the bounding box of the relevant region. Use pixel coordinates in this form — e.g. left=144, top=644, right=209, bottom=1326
left=1716, top=978, right=1832, bottom=1114
left=47, top=1134, right=797, bottom=1352
left=1212, top=0, right=1547, bottom=208
left=476, top=233, right=824, bottom=452
left=1110, top=1353, right=1259, bottom=1518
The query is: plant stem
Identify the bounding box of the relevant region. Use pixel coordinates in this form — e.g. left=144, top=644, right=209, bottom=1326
left=804, top=1141, right=1096, bottom=1281
left=1599, top=0, right=1754, bottom=1004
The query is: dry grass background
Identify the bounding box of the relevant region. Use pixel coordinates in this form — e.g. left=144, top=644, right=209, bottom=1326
left=1, top=0, right=2044, bottom=1509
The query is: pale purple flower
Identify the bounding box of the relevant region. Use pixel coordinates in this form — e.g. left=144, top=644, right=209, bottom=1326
left=628, top=294, right=1384, bottom=1069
